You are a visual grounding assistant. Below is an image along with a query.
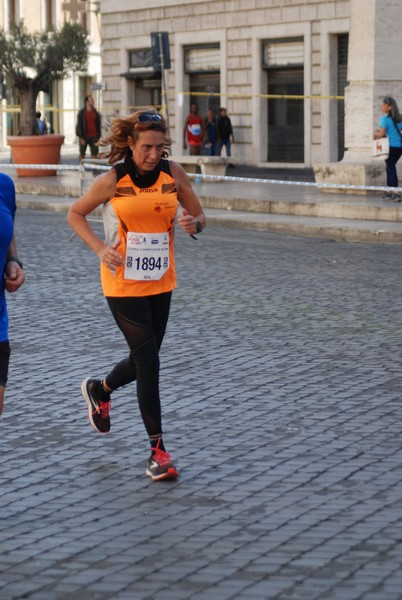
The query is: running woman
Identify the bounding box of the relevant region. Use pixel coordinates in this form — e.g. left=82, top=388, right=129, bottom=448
left=67, top=110, right=206, bottom=481
left=0, top=173, right=25, bottom=415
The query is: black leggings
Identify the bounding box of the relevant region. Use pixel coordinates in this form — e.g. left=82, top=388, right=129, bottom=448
left=0, top=340, right=11, bottom=387
left=105, top=292, right=172, bottom=437
left=385, top=147, right=402, bottom=188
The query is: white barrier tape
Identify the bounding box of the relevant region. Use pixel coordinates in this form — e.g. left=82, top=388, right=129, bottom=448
left=0, top=163, right=111, bottom=172
left=1, top=161, right=401, bottom=193
left=81, top=164, right=110, bottom=172
left=188, top=173, right=402, bottom=193
left=0, top=163, right=79, bottom=171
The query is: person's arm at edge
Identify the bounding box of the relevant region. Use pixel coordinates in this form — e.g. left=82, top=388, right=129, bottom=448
left=4, top=233, right=25, bottom=293
left=373, top=127, right=386, bottom=140
left=183, top=115, right=189, bottom=149
left=229, top=117, right=235, bottom=143
left=374, top=115, right=386, bottom=140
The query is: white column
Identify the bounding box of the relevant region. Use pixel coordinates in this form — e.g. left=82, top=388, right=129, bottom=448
left=343, top=0, right=402, bottom=162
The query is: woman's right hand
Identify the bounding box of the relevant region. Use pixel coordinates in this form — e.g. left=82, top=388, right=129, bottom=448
left=98, top=239, right=124, bottom=271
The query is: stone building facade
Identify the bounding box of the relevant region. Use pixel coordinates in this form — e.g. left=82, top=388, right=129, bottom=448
left=0, top=0, right=102, bottom=148
left=100, top=0, right=402, bottom=180
left=100, top=0, right=351, bottom=167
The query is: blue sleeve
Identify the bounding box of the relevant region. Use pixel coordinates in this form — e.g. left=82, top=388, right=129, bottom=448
left=0, top=173, right=16, bottom=220
left=379, top=115, right=388, bottom=129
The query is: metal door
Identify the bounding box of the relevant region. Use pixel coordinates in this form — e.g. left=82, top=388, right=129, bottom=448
left=267, top=68, right=304, bottom=163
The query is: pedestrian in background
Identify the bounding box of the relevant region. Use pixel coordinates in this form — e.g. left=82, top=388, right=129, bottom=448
left=0, top=173, right=25, bottom=416
left=36, top=111, right=47, bottom=135
left=76, top=94, right=102, bottom=161
left=203, top=109, right=218, bottom=156
left=183, top=102, right=203, bottom=155
left=68, top=110, right=206, bottom=481
left=216, top=107, right=235, bottom=160
left=374, top=96, right=402, bottom=202
left=43, top=117, right=52, bottom=134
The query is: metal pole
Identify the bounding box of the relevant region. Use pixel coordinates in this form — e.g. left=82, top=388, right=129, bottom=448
left=158, top=32, right=169, bottom=129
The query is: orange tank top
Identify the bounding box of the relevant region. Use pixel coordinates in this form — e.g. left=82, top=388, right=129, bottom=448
left=101, top=157, right=178, bottom=297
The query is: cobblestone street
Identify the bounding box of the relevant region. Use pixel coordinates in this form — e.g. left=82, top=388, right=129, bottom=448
left=1, top=208, right=402, bottom=599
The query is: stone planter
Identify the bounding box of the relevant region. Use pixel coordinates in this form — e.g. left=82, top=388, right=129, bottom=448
left=7, top=134, right=65, bottom=177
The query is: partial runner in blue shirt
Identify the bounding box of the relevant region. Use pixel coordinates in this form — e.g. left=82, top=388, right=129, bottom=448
left=374, top=96, right=402, bottom=201
left=0, top=172, right=25, bottom=415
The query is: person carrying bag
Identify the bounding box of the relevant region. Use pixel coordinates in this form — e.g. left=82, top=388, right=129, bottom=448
left=373, top=96, right=402, bottom=201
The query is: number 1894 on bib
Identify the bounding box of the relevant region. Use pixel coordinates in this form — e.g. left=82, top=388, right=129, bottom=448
left=124, top=231, right=169, bottom=281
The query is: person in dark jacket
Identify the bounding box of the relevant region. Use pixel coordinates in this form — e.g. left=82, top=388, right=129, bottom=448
left=216, top=107, right=235, bottom=158
left=203, top=109, right=218, bottom=156
left=76, top=95, right=102, bottom=161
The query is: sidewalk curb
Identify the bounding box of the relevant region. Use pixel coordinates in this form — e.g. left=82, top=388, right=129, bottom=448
left=205, top=212, right=402, bottom=243
left=199, top=194, right=402, bottom=223
left=15, top=181, right=80, bottom=197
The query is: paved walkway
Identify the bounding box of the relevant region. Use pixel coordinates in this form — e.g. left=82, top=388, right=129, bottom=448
left=1, top=210, right=402, bottom=599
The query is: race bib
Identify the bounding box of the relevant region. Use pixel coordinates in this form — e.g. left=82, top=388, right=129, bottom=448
left=189, top=124, right=202, bottom=136
left=124, top=232, right=169, bottom=281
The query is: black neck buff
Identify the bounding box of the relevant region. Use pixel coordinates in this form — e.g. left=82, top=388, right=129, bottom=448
left=124, top=151, right=162, bottom=188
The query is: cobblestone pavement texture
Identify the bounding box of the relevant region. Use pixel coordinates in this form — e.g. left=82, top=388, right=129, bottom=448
left=1, top=209, right=402, bottom=600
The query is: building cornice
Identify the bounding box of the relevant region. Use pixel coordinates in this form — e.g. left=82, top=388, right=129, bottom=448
left=100, top=0, right=201, bottom=12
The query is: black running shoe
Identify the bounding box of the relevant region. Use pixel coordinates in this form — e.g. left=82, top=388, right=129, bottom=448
left=146, top=441, right=178, bottom=481
left=81, top=378, right=111, bottom=434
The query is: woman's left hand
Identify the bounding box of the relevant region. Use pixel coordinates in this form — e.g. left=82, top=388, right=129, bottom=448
left=177, top=208, right=198, bottom=235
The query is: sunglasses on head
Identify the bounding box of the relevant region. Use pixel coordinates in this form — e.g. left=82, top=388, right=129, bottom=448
left=137, top=112, right=164, bottom=124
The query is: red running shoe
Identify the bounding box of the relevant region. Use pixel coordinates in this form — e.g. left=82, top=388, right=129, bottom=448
left=81, top=378, right=111, bottom=434
left=146, top=440, right=178, bottom=481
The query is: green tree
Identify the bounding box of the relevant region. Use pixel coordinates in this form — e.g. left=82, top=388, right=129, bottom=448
left=0, top=21, right=89, bottom=135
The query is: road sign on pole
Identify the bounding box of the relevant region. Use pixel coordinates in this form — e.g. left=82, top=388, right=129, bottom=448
left=150, top=32, right=171, bottom=71
left=90, top=82, right=107, bottom=91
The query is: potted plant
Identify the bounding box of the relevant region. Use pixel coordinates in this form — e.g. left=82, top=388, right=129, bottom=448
left=0, top=20, right=89, bottom=176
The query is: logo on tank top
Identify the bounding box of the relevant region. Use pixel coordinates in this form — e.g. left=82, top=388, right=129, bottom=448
left=116, top=186, right=136, bottom=197
left=127, top=233, right=146, bottom=245
left=162, top=182, right=177, bottom=194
